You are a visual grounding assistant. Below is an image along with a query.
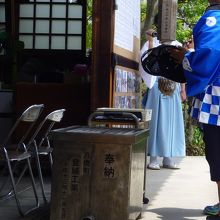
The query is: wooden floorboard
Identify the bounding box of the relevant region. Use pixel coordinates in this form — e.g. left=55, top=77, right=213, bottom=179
left=0, top=176, right=51, bottom=220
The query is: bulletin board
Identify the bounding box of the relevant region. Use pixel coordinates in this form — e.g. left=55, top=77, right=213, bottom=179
left=113, top=0, right=141, bottom=108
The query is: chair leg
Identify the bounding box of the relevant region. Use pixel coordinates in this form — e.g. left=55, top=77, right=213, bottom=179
left=0, top=165, right=12, bottom=198
left=0, top=163, right=27, bottom=199
left=6, top=157, right=39, bottom=217
left=36, top=154, right=48, bottom=203
left=26, top=158, right=40, bottom=212
left=6, top=159, right=26, bottom=217
left=49, top=152, right=53, bottom=171
left=34, top=142, right=47, bottom=203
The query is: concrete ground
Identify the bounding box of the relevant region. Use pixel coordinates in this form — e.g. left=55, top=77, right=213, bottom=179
left=0, top=156, right=218, bottom=220
left=140, top=156, right=218, bottom=220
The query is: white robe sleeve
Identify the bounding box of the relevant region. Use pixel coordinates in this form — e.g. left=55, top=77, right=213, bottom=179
left=139, top=39, right=160, bottom=89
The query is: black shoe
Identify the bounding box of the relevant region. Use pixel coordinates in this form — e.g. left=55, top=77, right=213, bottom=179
left=143, top=196, right=149, bottom=204
left=207, top=215, right=220, bottom=220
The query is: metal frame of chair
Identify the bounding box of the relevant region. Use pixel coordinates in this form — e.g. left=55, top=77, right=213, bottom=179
left=0, top=104, right=44, bottom=217
left=30, top=109, right=66, bottom=203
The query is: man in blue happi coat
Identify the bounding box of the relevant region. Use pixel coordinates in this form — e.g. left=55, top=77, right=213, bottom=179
left=170, top=0, right=220, bottom=218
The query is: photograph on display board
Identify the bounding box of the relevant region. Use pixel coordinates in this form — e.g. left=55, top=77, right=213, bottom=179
left=115, top=68, right=122, bottom=93
left=135, top=76, right=141, bottom=93
left=114, top=66, right=141, bottom=109
left=121, top=70, right=127, bottom=92
left=127, top=71, right=135, bottom=92
left=114, top=96, right=121, bottom=108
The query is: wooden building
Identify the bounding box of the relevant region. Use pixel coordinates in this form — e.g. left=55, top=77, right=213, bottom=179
left=0, top=0, right=142, bottom=141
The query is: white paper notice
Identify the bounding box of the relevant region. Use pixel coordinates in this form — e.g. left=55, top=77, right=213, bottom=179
left=114, top=0, right=140, bottom=52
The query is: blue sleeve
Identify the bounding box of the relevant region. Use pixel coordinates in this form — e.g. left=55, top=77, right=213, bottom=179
left=184, top=48, right=220, bottom=96
left=183, top=11, right=220, bottom=97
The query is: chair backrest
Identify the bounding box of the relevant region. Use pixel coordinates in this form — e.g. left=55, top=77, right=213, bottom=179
left=21, top=104, right=44, bottom=122
left=29, top=109, right=66, bottom=147
left=46, top=109, right=66, bottom=122
left=1, top=104, right=44, bottom=148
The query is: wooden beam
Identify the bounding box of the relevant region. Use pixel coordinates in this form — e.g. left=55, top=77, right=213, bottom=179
left=90, top=0, right=115, bottom=111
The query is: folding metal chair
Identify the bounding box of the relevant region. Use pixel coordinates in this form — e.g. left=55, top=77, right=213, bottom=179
left=30, top=109, right=66, bottom=203
left=0, top=104, right=44, bottom=216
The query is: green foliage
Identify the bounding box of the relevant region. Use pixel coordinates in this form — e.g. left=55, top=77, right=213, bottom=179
left=182, top=101, right=205, bottom=156
left=141, top=1, right=147, bottom=23
left=141, top=0, right=208, bottom=42
left=176, top=0, right=208, bottom=42
left=185, top=126, right=205, bottom=156
left=86, top=0, right=93, bottom=49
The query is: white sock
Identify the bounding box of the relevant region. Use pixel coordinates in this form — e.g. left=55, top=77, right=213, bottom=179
left=163, top=157, right=174, bottom=165
left=150, top=156, right=158, bottom=164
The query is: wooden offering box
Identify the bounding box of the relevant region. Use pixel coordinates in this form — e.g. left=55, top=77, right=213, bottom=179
left=50, top=126, right=149, bottom=220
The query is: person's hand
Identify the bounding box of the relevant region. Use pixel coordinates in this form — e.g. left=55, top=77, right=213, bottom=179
left=169, top=46, right=187, bottom=64
left=145, top=30, right=155, bottom=43
left=186, top=39, right=194, bottom=50
left=180, top=83, right=186, bottom=102
left=180, top=89, right=187, bottom=102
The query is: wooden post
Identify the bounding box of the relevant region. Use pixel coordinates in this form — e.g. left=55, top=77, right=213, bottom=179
left=90, top=0, right=115, bottom=111
left=158, top=0, right=177, bottom=42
